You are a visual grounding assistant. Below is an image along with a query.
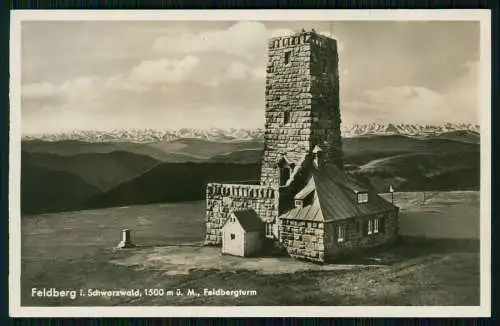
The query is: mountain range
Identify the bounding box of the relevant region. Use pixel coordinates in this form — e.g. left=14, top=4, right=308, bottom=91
left=22, top=123, right=480, bottom=143
left=20, top=126, right=480, bottom=215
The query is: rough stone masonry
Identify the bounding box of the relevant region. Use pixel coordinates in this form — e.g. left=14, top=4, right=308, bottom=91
left=205, top=30, right=344, bottom=246
left=260, top=31, right=343, bottom=188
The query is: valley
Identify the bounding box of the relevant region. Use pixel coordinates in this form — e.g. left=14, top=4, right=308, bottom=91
left=20, top=129, right=480, bottom=215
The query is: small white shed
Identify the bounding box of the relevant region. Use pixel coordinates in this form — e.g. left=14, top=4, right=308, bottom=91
left=221, top=209, right=264, bottom=257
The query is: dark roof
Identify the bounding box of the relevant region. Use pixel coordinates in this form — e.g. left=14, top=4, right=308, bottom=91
left=230, top=209, right=264, bottom=232
left=294, top=178, right=315, bottom=199
left=280, top=191, right=324, bottom=222
left=280, top=163, right=397, bottom=222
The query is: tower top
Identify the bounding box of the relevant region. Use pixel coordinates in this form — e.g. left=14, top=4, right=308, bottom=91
left=268, top=29, right=338, bottom=51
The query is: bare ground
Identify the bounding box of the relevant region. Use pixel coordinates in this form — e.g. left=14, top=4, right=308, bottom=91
left=20, top=192, right=480, bottom=306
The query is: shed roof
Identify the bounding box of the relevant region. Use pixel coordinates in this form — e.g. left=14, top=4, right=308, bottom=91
left=280, top=163, right=397, bottom=222
left=229, top=209, right=264, bottom=232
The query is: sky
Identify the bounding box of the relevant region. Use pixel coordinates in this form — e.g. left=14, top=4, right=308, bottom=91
left=20, top=20, right=480, bottom=134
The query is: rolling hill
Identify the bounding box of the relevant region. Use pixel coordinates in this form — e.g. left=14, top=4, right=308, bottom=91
left=84, top=163, right=261, bottom=209
left=20, top=132, right=481, bottom=214
left=342, top=134, right=477, bottom=155
left=22, top=140, right=204, bottom=163
left=208, top=134, right=479, bottom=166
left=426, top=130, right=480, bottom=144
left=21, top=163, right=101, bottom=214
left=350, top=150, right=480, bottom=192
left=147, top=138, right=264, bottom=159
left=22, top=150, right=161, bottom=191
left=209, top=149, right=264, bottom=163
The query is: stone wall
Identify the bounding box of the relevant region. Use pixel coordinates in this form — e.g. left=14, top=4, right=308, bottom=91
left=310, top=35, right=343, bottom=169
left=261, top=31, right=343, bottom=188
left=205, top=183, right=279, bottom=245
left=324, top=209, right=399, bottom=258
left=261, top=33, right=313, bottom=187
left=279, top=218, right=326, bottom=263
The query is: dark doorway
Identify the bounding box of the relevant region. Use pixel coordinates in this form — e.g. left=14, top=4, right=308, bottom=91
left=280, top=167, right=291, bottom=186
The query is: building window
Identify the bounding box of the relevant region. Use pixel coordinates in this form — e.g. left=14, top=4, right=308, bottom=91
left=367, top=219, right=373, bottom=235
left=295, top=199, right=303, bottom=208
left=283, top=111, right=291, bottom=124
left=374, top=218, right=380, bottom=234
left=357, top=192, right=369, bottom=204
left=230, top=233, right=235, bottom=240
left=364, top=218, right=384, bottom=236
left=284, top=51, right=291, bottom=65
left=336, top=225, right=346, bottom=243
left=265, top=223, right=273, bottom=238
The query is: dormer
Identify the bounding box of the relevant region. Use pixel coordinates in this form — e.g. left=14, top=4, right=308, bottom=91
left=294, top=178, right=315, bottom=208
left=357, top=192, right=369, bottom=204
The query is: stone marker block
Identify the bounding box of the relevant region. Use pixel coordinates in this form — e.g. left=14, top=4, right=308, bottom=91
left=117, top=229, right=135, bottom=249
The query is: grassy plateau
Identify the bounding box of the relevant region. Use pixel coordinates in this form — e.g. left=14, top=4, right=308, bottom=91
left=21, top=191, right=480, bottom=306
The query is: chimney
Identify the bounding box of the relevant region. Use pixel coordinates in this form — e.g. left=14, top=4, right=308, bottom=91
left=312, top=145, right=324, bottom=169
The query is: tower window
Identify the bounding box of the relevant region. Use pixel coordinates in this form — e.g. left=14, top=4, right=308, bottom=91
left=283, top=111, right=290, bottom=124
left=284, top=51, right=291, bottom=65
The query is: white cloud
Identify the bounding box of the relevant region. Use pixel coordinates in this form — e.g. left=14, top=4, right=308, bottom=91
left=22, top=82, right=60, bottom=99
left=130, top=55, right=200, bottom=85
left=343, top=85, right=450, bottom=124
left=226, top=61, right=249, bottom=80
left=200, top=78, right=220, bottom=88
left=342, top=71, right=478, bottom=125
left=443, top=61, right=479, bottom=121
left=153, top=21, right=269, bottom=60
left=225, top=61, right=266, bottom=81
left=22, top=73, right=149, bottom=101
left=22, top=77, right=104, bottom=100
left=152, top=21, right=342, bottom=59
left=104, top=74, right=149, bottom=93
left=23, top=55, right=203, bottom=102
left=250, top=67, right=266, bottom=80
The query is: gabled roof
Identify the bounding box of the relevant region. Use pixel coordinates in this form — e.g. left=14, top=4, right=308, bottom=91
left=280, top=163, right=397, bottom=222
left=313, top=164, right=396, bottom=220
left=226, top=209, right=264, bottom=232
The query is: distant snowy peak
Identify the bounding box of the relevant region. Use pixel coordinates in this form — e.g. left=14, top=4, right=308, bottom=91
left=22, top=128, right=265, bottom=143
left=340, top=123, right=480, bottom=138
left=22, top=124, right=479, bottom=142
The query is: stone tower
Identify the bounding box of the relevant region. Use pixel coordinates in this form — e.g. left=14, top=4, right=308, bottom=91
left=260, top=30, right=343, bottom=189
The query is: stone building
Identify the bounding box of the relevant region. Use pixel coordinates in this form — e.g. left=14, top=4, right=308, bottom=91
left=205, top=29, right=399, bottom=263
